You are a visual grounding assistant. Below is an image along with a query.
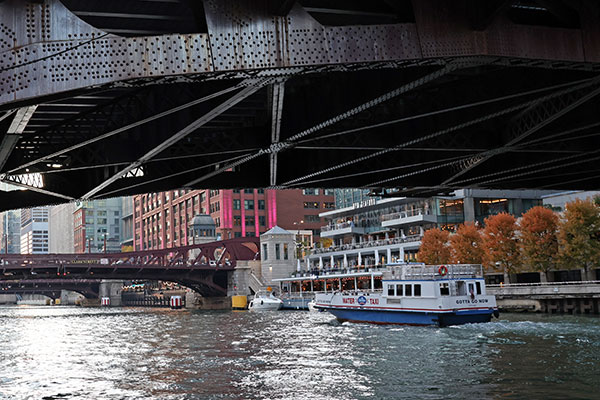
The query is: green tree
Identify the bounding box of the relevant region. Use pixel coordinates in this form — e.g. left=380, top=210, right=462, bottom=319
left=558, top=198, right=600, bottom=280
left=519, top=206, right=559, bottom=280
left=450, top=223, right=484, bottom=264
left=417, top=228, right=451, bottom=265
left=482, top=213, right=520, bottom=281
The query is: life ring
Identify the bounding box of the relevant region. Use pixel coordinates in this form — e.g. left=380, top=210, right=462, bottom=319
left=438, top=265, right=448, bottom=276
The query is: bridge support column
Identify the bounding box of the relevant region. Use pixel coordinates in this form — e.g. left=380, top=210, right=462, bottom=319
left=228, top=261, right=253, bottom=297
left=99, top=280, right=124, bottom=306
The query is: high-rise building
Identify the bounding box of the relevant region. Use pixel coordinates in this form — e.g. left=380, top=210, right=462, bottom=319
left=132, top=189, right=334, bottom=251
left=20, top=207, right=49, bottom=254
left=49, top=203, right=76, bottom=253
left=334, top=189, right=380, bottom=209
left=121, top=196, right=134, bottom=251
left=74, top=199, right=122, bottom=253
left=0, top=210, right=21, bottom=254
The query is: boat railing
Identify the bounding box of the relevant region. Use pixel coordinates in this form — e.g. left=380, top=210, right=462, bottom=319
left=387, top=264, right=483, bottom=280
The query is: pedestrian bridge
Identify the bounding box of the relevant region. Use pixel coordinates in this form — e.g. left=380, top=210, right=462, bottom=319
left=0, top=238, right=259, bottom=296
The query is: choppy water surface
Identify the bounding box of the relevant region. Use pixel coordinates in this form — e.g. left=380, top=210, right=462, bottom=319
left=0, top=307, right=598, bottom=400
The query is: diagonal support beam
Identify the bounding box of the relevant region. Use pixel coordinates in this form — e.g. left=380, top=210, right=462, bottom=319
left=269, top=81, right=285, bottom=186
left=82, top=81, right=268, bottom=199
left=7, top=83, right=245, bottom=175
left=440, top=80, right=600, bottom=185
left=0, top=106, right=37, bottom=172
left=184, top=61, right=471, bottom=187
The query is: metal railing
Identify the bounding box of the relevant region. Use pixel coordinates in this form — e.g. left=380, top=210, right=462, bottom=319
left=381, top=208, right=432, bottom=221
left=312, top=234, right=422, bottom=255
left=488, top=280, right=600, bottom=288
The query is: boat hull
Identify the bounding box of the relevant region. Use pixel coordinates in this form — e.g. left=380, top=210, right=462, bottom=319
left=324, top=308, right=494, bottom=327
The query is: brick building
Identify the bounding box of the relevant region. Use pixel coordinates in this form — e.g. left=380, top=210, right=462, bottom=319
left=132, top=189, right=334, bottom=251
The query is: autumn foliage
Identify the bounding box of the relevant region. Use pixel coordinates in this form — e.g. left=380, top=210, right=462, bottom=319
left=519, top=206, right=559, bottom=274
left=417, top=228, right=451, bottom=265
left=482, top=213, right=520, bottom=275
left=449, top=223, right=484, bottom=264
left=558, top=199, right=600, bottom=277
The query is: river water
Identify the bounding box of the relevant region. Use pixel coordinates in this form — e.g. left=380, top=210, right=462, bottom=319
left=0, top=306, right=598, bottom=400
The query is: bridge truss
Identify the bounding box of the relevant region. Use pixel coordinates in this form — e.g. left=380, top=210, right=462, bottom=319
left=0, top=238, right=259, bottom=296
left=1, top=0, right=600, bottom=211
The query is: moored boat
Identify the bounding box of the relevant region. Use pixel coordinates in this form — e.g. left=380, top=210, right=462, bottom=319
left=248, top=290, right=283, bottom=311
left=314, top=264, right=499, bottom=327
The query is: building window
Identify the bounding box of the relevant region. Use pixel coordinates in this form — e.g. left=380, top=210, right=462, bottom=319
left=233, top=189, right=240, bottom=193
left=303, top=202, right=319, bottom=209
left=323, top=202, right=335, bottom=209
left=275, top=243, right=280, bottom=260
left=262, top=243, right=268, bottom=260
left=302, top=189, right=319, bottom=195
left=257, top=189, right=264, bottom=194
left=258, top=200, right=265, bottom=210
left=244, top=189, right=253, bottom=194
left=245, top=217, right=255, bottom=226
left=244, top=200, right=254, bottom=210
left=233, top=199, right=241, bottom=210
left=234, top=232, right=242, bottom=238
left=246, top=231, right=255, bottom=237
left=259, top=216, right=266, bottom=226
left=324, top=189, right=334, bottom=196
left=234, top=216, right=242, bottom=226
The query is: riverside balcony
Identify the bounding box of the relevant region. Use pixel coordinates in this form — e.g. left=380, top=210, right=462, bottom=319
left=381, top=208, right=437, bottom=228
left=320, top=221, right=365, bottom=238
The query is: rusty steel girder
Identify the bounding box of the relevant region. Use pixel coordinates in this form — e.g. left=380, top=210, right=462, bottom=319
left=1, top=0, right=599, bottom=108
left=0, top=0, right=600, bottom=209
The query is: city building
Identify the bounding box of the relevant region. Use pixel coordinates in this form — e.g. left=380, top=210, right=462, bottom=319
left=132, top=189, right=334, bottom=251
left=542, top=191, right=600, bottom=212
left=0, top=210, right=21, bottom=254
left=49, top=203, right=75, bottom=253
left=334, top=189, right=380, bottom=209
left=307, top=189, right=552, bottom=270
left=121, top=196, right=134, bottom=251
left=74, top=199, right=122, bottom=253
left=20, top=207, right=49, bottom=254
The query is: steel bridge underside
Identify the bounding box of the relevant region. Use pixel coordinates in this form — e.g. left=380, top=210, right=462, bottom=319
left=1, top=0, right=600, bottom=211
left=0, top=279, right=100, bottom=299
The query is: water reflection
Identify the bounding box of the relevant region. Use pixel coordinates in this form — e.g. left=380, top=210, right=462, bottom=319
left=0, top=306, right=598, bottom=399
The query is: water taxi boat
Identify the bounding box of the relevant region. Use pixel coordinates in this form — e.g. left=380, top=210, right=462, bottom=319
left=314, top=264, right=499, bottom=327
left=248, top=290, right=283, bottom=311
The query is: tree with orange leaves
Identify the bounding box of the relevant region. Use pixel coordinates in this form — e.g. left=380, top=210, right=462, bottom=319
left=450, top=222, right=484, bottom=264
left=482, top=212, right=520, bottom=281
left=417, top=228, right=451, bottom=265
left=558, top=198, right=600, bottom=281
left=519, top=206, right=559, bottom=280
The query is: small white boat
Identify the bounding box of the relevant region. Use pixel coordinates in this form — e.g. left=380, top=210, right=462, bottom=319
left=248, top=290, right=283, bottom=311
left=307, top=300, right=320, bottom=312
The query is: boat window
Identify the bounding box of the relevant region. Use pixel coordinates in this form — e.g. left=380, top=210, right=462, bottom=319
left=275, top=244, right=280, bottom=260
left=468, top=283, right=475, bottom=296
left=262, top=244, right=268, bottom=260
left=456, top=281, right=466, bottom=296
left=396, top=284, right=403, bottom=296
left=387, top=285, right=395, bottom=296
left=405, top=284, right=412, bottom=296
left=439, top=283, right=450, bottom=296
left=414, top=284, right=421, bottom=297
left=476, top=281, right=482, bottom=295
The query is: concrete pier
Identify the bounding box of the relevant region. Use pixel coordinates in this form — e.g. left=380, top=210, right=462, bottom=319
left=489, top=282, right=600, bottom=314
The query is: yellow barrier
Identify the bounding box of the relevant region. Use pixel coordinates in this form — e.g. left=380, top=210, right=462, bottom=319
left=231, top=295, right=247, bottom=310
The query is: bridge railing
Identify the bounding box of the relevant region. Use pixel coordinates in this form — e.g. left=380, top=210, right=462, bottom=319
left=487, top=280, right=600, bottom=287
